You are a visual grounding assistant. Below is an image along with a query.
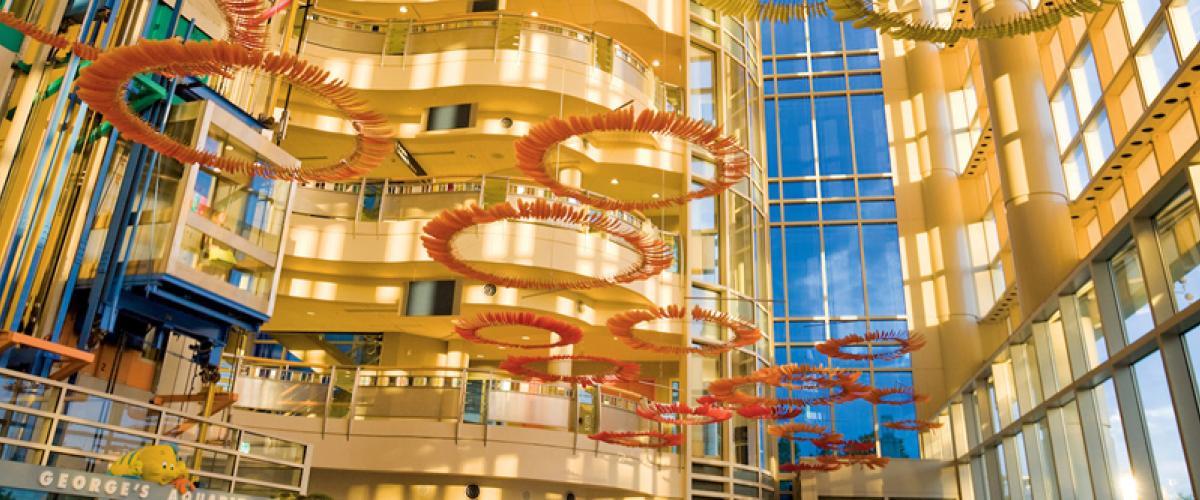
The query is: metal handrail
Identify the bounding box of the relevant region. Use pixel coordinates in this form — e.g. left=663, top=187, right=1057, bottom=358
left=224, top=354, right=660, bottom=439
left=0, top=367, right=310, bottom=495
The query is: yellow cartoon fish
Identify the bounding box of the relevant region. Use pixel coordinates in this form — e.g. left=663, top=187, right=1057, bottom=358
left=108, top=444, right=194, bottom=493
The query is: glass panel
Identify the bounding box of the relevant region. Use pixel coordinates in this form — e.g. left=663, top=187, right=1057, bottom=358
left=876, top=372, right=917, bottom=458
left=691, top=185, right=720, bottom=284
left=1070, top=44, right=1104, bottom=116
left=1051, top=83, right=1081, bottom=153
left=863, top=224, right=905, bottom=316
left=1075, top=282, right=1110, bottom=368
left=1093, top=379, right=1136, bottom=499
left=1188, top=325, right=1200, bottom=407
left=1154, top=191, right=1200, bottom=310
left=689, top=45, right=717, bottom=124
left=1014, top=434, right=1034, bottom=500
left=851, top=93, right=891, bottom=174
left=824, top=225, right=864, bottom=316
left=814, top=95, right=852, bottom=175
left=1031, top=419, right=1060, bottom=500
left=1169, top=0, right=1200, bottom=52
left=1111, top=242, right=1155, bottom=341
left=1133, top=350, right=1194, bottom=500
left=778, top=98, right=815, bottom=177
left=1135, top=23, right=1178, bottom=102
left=784, top=226, right=823, bottom=316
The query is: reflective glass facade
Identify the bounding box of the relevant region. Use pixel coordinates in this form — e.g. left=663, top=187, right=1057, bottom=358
left=761, top=18, right=916, bottom=461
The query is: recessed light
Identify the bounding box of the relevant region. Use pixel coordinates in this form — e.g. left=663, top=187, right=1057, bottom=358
left=224, top=145, right=234, bottom=150
left=651, top=193, right=660, bottom=199
left=306, top=311, right=315, bottom=316
left=399, top=5, right=408, bottom=13
left=498, top=346, right=507, bottom=350
left=475, top=354, right=483, bottom=358
left=610, top=178, right=620, bottom=185
left=521, top=336, right=531, bottom=340
left=530, top=11, right=538, bottom=17
left=652, top=59, right=661, bottom=67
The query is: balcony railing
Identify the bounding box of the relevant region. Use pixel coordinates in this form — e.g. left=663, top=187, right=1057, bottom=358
left=0, top=368, right=310, bottom=497
left=293, top=176, right=682, bottom=271
left=299, top=10, right=683, bottom=112
left=224, top=355, right=669, bottom=446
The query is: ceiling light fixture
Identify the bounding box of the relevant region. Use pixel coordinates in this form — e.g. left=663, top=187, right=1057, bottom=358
left=530, top=11, right=538, bottom=16
left=651, top=59, right=661, bottom=67
left=399, top=5, right=408, bottom=13
left=610, top=178, right=619, bottom=185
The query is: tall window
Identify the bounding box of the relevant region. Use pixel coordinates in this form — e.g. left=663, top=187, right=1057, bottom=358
left=1111, top=242, right=1155, bottom=341
left=1154, top=191, right=1200, bottom=310
left=1132, top=351, right=1195, bottom=499
left=689, top=45, right=717, bottom=125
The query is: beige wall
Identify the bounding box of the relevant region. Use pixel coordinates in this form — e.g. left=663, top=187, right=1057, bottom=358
left=308, top=468, right=675, bottom=500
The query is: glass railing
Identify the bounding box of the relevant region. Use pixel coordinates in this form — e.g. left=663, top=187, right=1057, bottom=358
left=0, top=368, right=309, bottom=497
left=299, top=10, right=682, bottom=112
left=224, top=355, right=666, bottom=444
left=293, top=176, right=681, bottom=270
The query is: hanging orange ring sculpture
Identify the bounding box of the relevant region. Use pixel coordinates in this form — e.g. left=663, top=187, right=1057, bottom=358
left=815, top=331, right=926, bottom=362
left=514, top=108, right=751, bottom=211
left=588, top=431, right=682, bottom=448
left=73, top=40, right=392, bottom=181
left=0, top=12, right=102, bottom=60
left=217, top=0, right=292, bottom=51
left=736, top=404, right=804, bottom=420
left=708, top=365, right=868, bottom=406
left=499, top=354, right=641, bottom=386
left=781, top=461, right=843, bottom=473
left=881, top=419, right=943, bottom=432
left=766, top=423, right=842, bottom=446
left=817, top=454, right=890, bottom=470
left=607, top=305, right=761, bottom=356
left=755, top=364, right=862, bottom=391
left=635, top=402, right=732, bottom=425
left=454, top=311, right=582, bottom=349
left=864, top=386, right=929, bottom=406
left=421, top=199, right=674, bottom=290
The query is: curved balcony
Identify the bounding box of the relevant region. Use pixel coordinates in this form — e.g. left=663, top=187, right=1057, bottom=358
left=224, top=356, right=680, bottom=497
left=280, top=177, right=683, bottom=307
left=296, top=10, right=682, bottom=112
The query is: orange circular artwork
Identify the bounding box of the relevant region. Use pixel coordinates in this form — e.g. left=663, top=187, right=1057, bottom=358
left=454, top=311, right=582, bottom=349
left=588, top=431, right=681, bottom=448
left=864, top=386, right=929, bottom=406
left=816, top=330, right=926, bottom=362
left=607, top=305, right=761, bottom=356
left=514, top=108, right=750, bottom=210
left=73, top=40, right=392, bottom=181
left=421, top=199, right=674, bottom=290
left=499, top=354, right=640, bottom=386
left=0, top=12, right=102, bottom=60
left=881, top=419, right=943, bottom=432
left=635, top=402, right=732, bottom=425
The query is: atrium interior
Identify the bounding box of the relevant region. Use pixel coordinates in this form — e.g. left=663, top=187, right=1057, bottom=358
left=0, top=0, right=1197, bottom=499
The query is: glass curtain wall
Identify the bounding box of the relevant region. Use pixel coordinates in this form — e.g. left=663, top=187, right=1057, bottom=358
left=760, top=13, right=915, bottom=462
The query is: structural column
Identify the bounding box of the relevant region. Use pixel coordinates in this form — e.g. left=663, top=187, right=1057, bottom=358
left=969, top=0, right=1078, bottom=311
left=904, top=1, right=984, bottom=397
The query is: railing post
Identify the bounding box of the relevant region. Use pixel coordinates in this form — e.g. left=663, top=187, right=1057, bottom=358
left=572, top=383, right=580, bottom=454
left=321, top=365, right=334, bottom=438
left=39, top=383, right=68, bottom=466
left=455, top=367, right=467, bottom=444
left=346, top=366, right=360, bottom=440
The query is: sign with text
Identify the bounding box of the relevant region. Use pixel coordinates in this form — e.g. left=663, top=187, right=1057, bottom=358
left=0, top=461, right=276, bottom=500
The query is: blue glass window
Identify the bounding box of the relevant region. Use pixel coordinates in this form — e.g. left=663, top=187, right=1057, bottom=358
left=775, top=345, right=788, bottom=363
left=785, top=226, right=824, bottom=316
left=782, top=181, right=817, bottom=197
left=834, top=398, right=875, bottom=442
left=1133, top=351, right=1195, bottom=500
left=863, top=224, right=906, bottom=316
left=832, top=347, right=870, bottom=368
left=830, top=320, right=867, bottom=338
left=851, top=93, right=891, bottom=173
left=825, top=224, right=865, bottom=315
left=822, top=202, right=857, bottom=220
left=876, top=372, right=918, bottom=458
left=848, top=73, right=884, bottom=88
left=789, top=346, right=828, bottom=367
left=811, top=55, right=844, bottom=72
left=778, top=98, right=816, bottom=176
left=795, top=405, right=832, bottom=455
left=771, top=227, right=788, bottom=317
left=765, top=100, right=779, bottom=177
left=816, top=95, right=854, bottom=173
left=858, top=178, right=894, bottom=196
left=764, top=59, right=776, bottom=74
left=809, top=17, right=842, bottom=52
left=770, top=204, right=783, bottom=222
left=820, top=179, right=856, bottom=197
left=784, top=203, right=820, bottom=221
left=813, top=75, right=846, bottom=92
left=842, top=24, right=877, bottom=50
left=774, top=322, right=788, bottom=342
left=846, top=54, right=881, bottom=70
left=777, top=77, right=812, bottom=94
left=860, top=201, right=897, bottom=219
left=789, top=321, right=826, bottom=341
left=771, top=21, right=807, bottom=54
left=775, top=58, right=808, bottom=73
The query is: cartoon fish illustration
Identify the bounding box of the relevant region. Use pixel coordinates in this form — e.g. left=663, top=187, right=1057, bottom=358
left=107, top=444, right=195, bottom=493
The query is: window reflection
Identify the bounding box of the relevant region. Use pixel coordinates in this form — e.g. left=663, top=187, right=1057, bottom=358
left=1154, top=191, right=1200, bottom=310
left=1093, top=379, right=1135, bottom=499
left=1135, top=23, right=1178, bottom=102
left=689, top=45, right=717, bottom=124
left=1075, top=283, right=1109, bottom=368
left=1031, top=420, right=1059, bottom=499
left=1111, top=242, right=1155, bottom=341
left=824, top=224, right=864, bottom=315
left=1133, top=351, right=1195, bottom=500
